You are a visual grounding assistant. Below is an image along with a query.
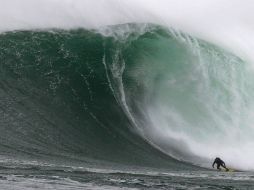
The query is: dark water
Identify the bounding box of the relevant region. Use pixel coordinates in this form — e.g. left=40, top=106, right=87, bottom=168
left=0, top=24, right=253, bottom=189
left=0, top=164, right=254, bottom=189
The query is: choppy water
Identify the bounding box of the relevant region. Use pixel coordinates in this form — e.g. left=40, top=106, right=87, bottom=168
left=0, top=163, right=254, bottom=189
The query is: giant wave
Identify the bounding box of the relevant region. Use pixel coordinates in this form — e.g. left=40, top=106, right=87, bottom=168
left=1, top=23, right=254, bottom=171
left=1, top=0, right=254, bottom=171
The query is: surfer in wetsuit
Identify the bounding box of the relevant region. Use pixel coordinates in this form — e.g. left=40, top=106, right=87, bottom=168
left=212, top=157, right=229, bottom=171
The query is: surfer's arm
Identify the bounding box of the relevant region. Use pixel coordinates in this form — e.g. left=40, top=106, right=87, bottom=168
left=212, top=161, right=215, bottom=168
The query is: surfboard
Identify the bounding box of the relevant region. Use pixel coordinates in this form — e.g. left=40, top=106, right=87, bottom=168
left=219, top=168, right=240, bottom=172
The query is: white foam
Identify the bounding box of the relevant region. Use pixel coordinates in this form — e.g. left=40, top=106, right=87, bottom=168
left=1, top=0, right=254, bottom=61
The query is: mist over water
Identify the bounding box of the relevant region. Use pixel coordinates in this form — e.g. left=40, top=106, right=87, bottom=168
left=1, top=0, right=254, bottom=172
left=1, top=0, right=254, bottom=60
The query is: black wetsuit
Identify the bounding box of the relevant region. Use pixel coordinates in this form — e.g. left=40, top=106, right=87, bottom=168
left=212, top=157, right=228, bottom=170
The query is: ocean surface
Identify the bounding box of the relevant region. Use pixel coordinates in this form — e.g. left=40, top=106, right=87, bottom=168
left=1, top=1, right=254, bottom=189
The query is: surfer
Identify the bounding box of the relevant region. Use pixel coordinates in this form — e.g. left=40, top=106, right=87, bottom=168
left=212, top=157, right=229, bottom=171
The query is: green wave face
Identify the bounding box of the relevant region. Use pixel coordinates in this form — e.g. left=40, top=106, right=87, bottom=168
left=1, top=24, right=253, bottom=169
left=118, top=25, right=254, bottom=169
